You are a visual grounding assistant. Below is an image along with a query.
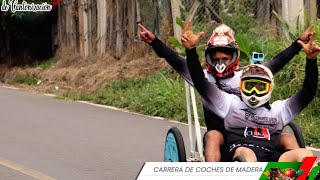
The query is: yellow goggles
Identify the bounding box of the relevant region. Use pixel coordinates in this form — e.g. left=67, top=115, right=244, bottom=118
left=241, top=79, right=271, bottom=95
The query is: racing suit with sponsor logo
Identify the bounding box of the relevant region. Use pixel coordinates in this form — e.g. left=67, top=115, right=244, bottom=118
left=185, top=47, right=318, bottom=161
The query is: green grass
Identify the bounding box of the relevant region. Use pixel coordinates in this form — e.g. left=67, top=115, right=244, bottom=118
left=59, top=69, right=204, bottom=124
left=37, top=57, right=57, bottom=70
left=9, top=74, right=40, bottom=85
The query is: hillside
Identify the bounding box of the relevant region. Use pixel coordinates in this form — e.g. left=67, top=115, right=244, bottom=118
left=0, top=48, right=168, bottom=94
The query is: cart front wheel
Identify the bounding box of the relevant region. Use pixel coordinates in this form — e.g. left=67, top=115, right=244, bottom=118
left=164, top=127, right=186, bottom=162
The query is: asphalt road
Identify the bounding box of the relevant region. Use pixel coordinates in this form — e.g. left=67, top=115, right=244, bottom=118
left=0, top=86, right=194, bottom=180
left=0, top=86, right=318, bottom=180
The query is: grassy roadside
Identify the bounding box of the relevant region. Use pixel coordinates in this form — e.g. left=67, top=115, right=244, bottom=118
left=58, top=68, right=204, bottom=123
left=57, top=65, right=320, bottom=148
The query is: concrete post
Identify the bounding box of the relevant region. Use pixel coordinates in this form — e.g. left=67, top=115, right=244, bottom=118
left=170, top=0, right=182, bottom=42
left=282, top=0, right=304, bottom=32
left=305, top=0, right=317, bottom=23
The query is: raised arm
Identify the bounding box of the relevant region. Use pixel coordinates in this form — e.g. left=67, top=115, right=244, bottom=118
left=263, top=25, right=314, bottom=75
left=182, top=20, right=232, bottom=118
left=138, top=24, right=193, bottom=85
left=278, top=33, right=319, bottom=125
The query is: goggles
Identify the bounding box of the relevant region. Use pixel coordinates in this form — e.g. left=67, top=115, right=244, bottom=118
left=241, top=79, right=271, bottom=95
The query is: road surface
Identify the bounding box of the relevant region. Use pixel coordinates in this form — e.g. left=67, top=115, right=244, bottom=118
left=0, top=86, right=318, bottom=180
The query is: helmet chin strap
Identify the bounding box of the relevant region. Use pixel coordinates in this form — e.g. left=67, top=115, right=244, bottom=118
left=214, top=61, right=226, bottom=73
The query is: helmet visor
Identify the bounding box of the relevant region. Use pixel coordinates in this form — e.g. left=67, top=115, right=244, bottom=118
left=241, top=79, right=271, bottom=95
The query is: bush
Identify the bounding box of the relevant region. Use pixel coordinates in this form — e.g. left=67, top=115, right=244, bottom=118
left=37, top=58, right=57, bottom=70
left=10, top=74, right=40, bottom=85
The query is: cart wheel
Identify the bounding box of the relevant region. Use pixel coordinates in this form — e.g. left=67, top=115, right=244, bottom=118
left=164, top=127, right=186, bottom=162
